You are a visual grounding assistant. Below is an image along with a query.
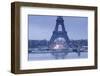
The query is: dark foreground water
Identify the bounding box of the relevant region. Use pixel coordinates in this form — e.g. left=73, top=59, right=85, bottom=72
left=28, top=51, right=88, bottom=61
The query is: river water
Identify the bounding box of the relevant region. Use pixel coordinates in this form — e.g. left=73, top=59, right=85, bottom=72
left=28, top=52, right=88, bottom=61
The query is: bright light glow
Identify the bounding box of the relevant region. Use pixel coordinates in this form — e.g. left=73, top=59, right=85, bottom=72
left=54, top=44, right=65, bottom=49
left=54, top=44, right=60, bottom=49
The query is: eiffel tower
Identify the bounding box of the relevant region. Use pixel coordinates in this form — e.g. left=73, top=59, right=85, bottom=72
left=49, top=16, right=69, bottom=48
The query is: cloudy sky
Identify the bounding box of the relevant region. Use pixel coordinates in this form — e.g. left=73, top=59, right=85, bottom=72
left=28, top=15, right=88, bottom=40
